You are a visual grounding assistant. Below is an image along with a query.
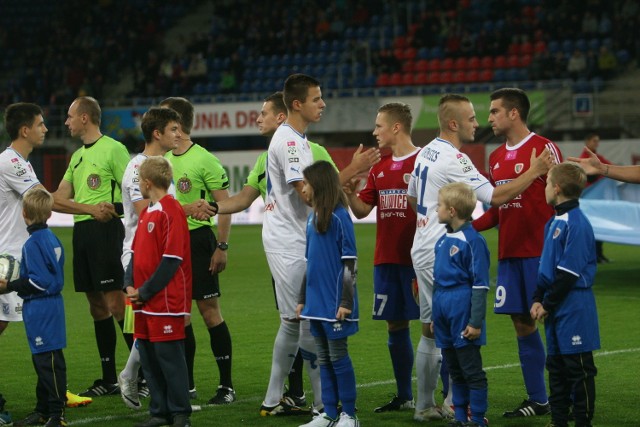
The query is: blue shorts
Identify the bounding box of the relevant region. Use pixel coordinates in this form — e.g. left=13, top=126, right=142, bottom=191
left=493, top=257, right=539, bottom=315
left=433, top=286, right=486, bottom=349
left=309, top=318, right=358, bottom=340
left=372, top=264, right=419, bottom=321
left=545, top=289, right=600, bottom=356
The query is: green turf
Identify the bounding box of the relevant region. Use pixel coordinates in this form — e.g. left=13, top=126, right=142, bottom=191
left=1, top=224, right=639, bottom=426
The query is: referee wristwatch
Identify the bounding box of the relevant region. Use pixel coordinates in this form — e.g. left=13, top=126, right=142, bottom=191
left=217, top=242, right=229, bottom=251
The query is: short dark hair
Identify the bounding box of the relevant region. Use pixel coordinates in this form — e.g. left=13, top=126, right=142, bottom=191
left=160, top=97, right=194, bottom=134
left=74, top=96, right=102, bottom=126
left=283, top=74, right=320, bottom=111
left=141, top=107, right=181, bottom=143
left=264, top=91, right=287, bottom=116
left=378, top=102, right=413, bottom=134
left=490, top=88, right=530, bottom=123
left=4, top=103, right=43, bottom=141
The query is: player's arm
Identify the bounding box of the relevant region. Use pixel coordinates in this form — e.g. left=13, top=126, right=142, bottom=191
left=49, top=181, right=117, bottom=222
left=210, top=188, right=231, bottom=274
left=407, top=195, right=417, bottom=212
left=568, top=148, right=640, bottom=183
left=215, top=186, right=261, bottom=215
left=132, top=256, right=182, bottom=303
left=489, top=147, right=554, bottom=206
left=295, top=273, right=307, bottom=319
left=338, top=144, right=381, bottom=186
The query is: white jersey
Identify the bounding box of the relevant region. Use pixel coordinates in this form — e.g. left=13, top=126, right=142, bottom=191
left=262, top=123, right=314, bottom=254
left=0, top=148, right=40, bottom=258
left=121, top=153, right=176, bottom=269
left=408, top=138, right=494, bottom=269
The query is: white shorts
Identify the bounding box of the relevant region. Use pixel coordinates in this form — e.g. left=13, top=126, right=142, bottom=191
left=0, top=292, right=23, bottom=322
left=415, top=265, right=434, bottom=324
left=266, top=251, right=306, bottom=320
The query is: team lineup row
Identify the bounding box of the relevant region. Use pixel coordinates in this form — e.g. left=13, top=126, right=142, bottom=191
left=2, top=73, right=637, bottom=427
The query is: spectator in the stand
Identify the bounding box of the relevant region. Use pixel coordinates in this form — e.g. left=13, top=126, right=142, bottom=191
left=552, top=52, right=568, bottom=79
left=579, top=133, right=612, bottom=264
left=582, top=11, right=599, bottom=36
left=567, top=50, right=587, bottom=80
left=585, top=49, right=599, bottom=79
left=187, top=53, right=208, bottom=85
left=597, top=45, right=618, bottom=78
left=219, top=70, right=237, bottom=94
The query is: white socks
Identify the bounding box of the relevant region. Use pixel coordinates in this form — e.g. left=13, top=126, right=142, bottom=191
left=264, top=319, right=300, bottom=407
left=415, top=335, right=441, bottom=411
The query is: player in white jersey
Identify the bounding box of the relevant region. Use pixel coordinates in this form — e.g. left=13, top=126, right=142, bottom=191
left=118, top=107, right=215, bottom=409
left=0, top=103, right=47, bottom=334
left=407, top=94, right=553, bottom=418
left=260, top=74, right=326, bottom=417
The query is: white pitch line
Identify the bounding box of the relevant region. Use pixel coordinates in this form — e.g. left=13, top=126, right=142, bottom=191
left=66, top=347, right=640, bottom=425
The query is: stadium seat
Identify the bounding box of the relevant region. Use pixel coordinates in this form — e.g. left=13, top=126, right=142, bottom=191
left=417, top=47, right=430, bottom=60
left=520, top=41, right=533, bottom=55
left=466, top=70, right=479, bottom=83
left=507, top=55, right=519, bottom=68
left=427, top=71, right=441, bottom=85
left=468, top=56, right=480, bottom=69
left=402, top=73, right=414, bottom=85
left=389, top=72, right=403, bottom=86
left=494, top=55, right=507, bottom=69
left=404, top=47, right=417, bottom=61
left=534, top=40, right=547, bottom=53
left=519, top=54, right=532, bottom=68
left=480, top=56, right=493, bottom=69
left=508, top=43, right=520, bottom=55
left=376, top=73, right=390, bottom=87
left=441, top=57, right=454, bottom=70
left=439, top=71, right=453, bottom=84
left=479, top=69, right=494, bottom=82
left=402, top=60, right=415, bottom=73
left=548, top=40, right=560, bottom=54
left=428, top=58, right=442, bottom=72
left=562, top=39, right=574, bottom=55
left=452, top=70, right=466, bottom=83
left=493, top=69, right=506, bottom=82
left=414, top=72, right=429, bottom=85
left=454, top=57, right=467, bottom=70
left=415, top=59, right=429, bottom=72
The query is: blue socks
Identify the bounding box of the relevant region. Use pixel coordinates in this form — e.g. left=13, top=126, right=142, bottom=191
left=319, top=364, right=339, bottom=419
left=388, top=328, right=414, bottom=401
left=333, top=355, right=357, bottom=416
left=518, top=330, right=548, bottom=403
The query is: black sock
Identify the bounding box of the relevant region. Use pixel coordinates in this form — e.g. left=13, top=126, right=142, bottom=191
left=185, top=324, right=196, bottom=390
left=117, top=319, right=134, bottom=351
left=94, top=316, right=117, bottom=384
left=208, top=321, right=232, bottom=389
left=288, top=350, right=304, bottom=398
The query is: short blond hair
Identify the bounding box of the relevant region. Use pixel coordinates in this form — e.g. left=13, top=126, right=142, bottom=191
left=548, top=163, right=586, bottom=199
left=138, top=156, right=173, bottom=191
left=439, top=182, right=477, bottom=220
left=23, top=187, right=54, bottom=224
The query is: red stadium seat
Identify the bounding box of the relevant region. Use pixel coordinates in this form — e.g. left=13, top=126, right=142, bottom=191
left=441, top=57, right=454, bottom=70
left=452, top=70, right=466, bottom=83
left=402, top=73, right=414, bottom=85
left=494, top=55, right=507, bottom=69
left=467, top=56, right=481, bottom=69
left=439, top=70, right=453, bottom=84
left=415, top=59, right=429, bottom=72
left=466, top=70, right=479, bottom=83
left=507, top=55, right=519, bottom=68
left=389, top=72, right=403, bottom=86
left=404, top=47, right=417, bottom=61
left=520, top=42, right=533, bottom=55
left=402, top=60, right=415, bottom=73
left=415, top=72, right=429, bottom=85
left=393, top=48, right=404, bottom=60
left=376, top=73, right=390, bottom=87
left=394, top=36, right=408, bottom=49
left=454, top=57, right=467, bottom=70
left=534, top=40, right=547, bottom=53
left=427, top=71, right=441, bottom=85
left=508, top=43, right=520, bottom=55
left=479, top=69, right=493, bottom=82
left=520, top=54, right=532, bottom=68
left=480, top=56, right=493, bottom=69
left=428, top=58, right=441, bottom=72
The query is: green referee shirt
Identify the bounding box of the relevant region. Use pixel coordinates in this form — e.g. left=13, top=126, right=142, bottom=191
left=165, top=143, right=229, bottom=230
left=245, top=141, right=337, bottom=201
left=62, top=135, right=130, bottom=223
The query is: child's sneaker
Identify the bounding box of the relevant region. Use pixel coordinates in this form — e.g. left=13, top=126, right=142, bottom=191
left=335, top=412, right=359, bottom=427
left=298, top=414, right=337, bottom=427
left=503, top=399, right=550, bottom=417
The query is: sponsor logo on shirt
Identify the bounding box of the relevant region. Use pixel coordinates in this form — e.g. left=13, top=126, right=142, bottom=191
left=290, top=166, right=301, bottom=174
left=571, top=335, right=582, bottom=346
left=379, top=189, right=407, bottom=210
left=164, top=324, right=174, bottom=334
left=177, top=176, right=192, bottom=193
left=390, top=162, right=402, bottom=171
left=35, top=336, right=43, bottom=346
left=87, top=174, right=101, bottom=190
left=494, top=162, right=500, bottom=170
left=377, top=171, right=385, bottom=178
left=505, top=151, right=517, bottom=161
left=332, top=322, right=343, bottom=332
left=2, top=303, right=9, bottom=315
left=288, top=157, right=299, bottom=163
left=287, top=141, right=296, bottom=146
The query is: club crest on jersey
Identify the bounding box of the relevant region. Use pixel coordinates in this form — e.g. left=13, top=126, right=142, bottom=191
left=177, top=177, right=192, bottom=193
left=147, top=222, right=155, bottom=233
left=87, top=174, right=101, bottom=189
left=553, top=227, right=561, bottom=239
left=403, top=173, right=411, bottom=184
left=450, top=245, right=460, bottom=256
left=514, top=163, right=524, bottom=174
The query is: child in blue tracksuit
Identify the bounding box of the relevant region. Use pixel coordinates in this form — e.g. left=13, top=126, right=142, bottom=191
left=432, top=182, right=490, bottom=427
left=0, top=188, right=67, bottom=427
left=531, top=163, right=599, bottom=427
left=296, top=161, right=359, bottom=427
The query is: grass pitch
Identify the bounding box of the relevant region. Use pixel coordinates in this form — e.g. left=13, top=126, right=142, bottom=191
left=1, top=224, right=638, bottom=426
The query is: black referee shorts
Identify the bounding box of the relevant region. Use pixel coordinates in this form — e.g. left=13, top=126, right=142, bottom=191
left=190, top=226, right=221, bottom=300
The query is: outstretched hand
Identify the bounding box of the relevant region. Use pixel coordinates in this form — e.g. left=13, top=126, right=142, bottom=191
left=351, top=144, right=381, bottom=174
left=529, top=147, right=555, bottom=177
left=566, top=148, right=604, bottom=176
